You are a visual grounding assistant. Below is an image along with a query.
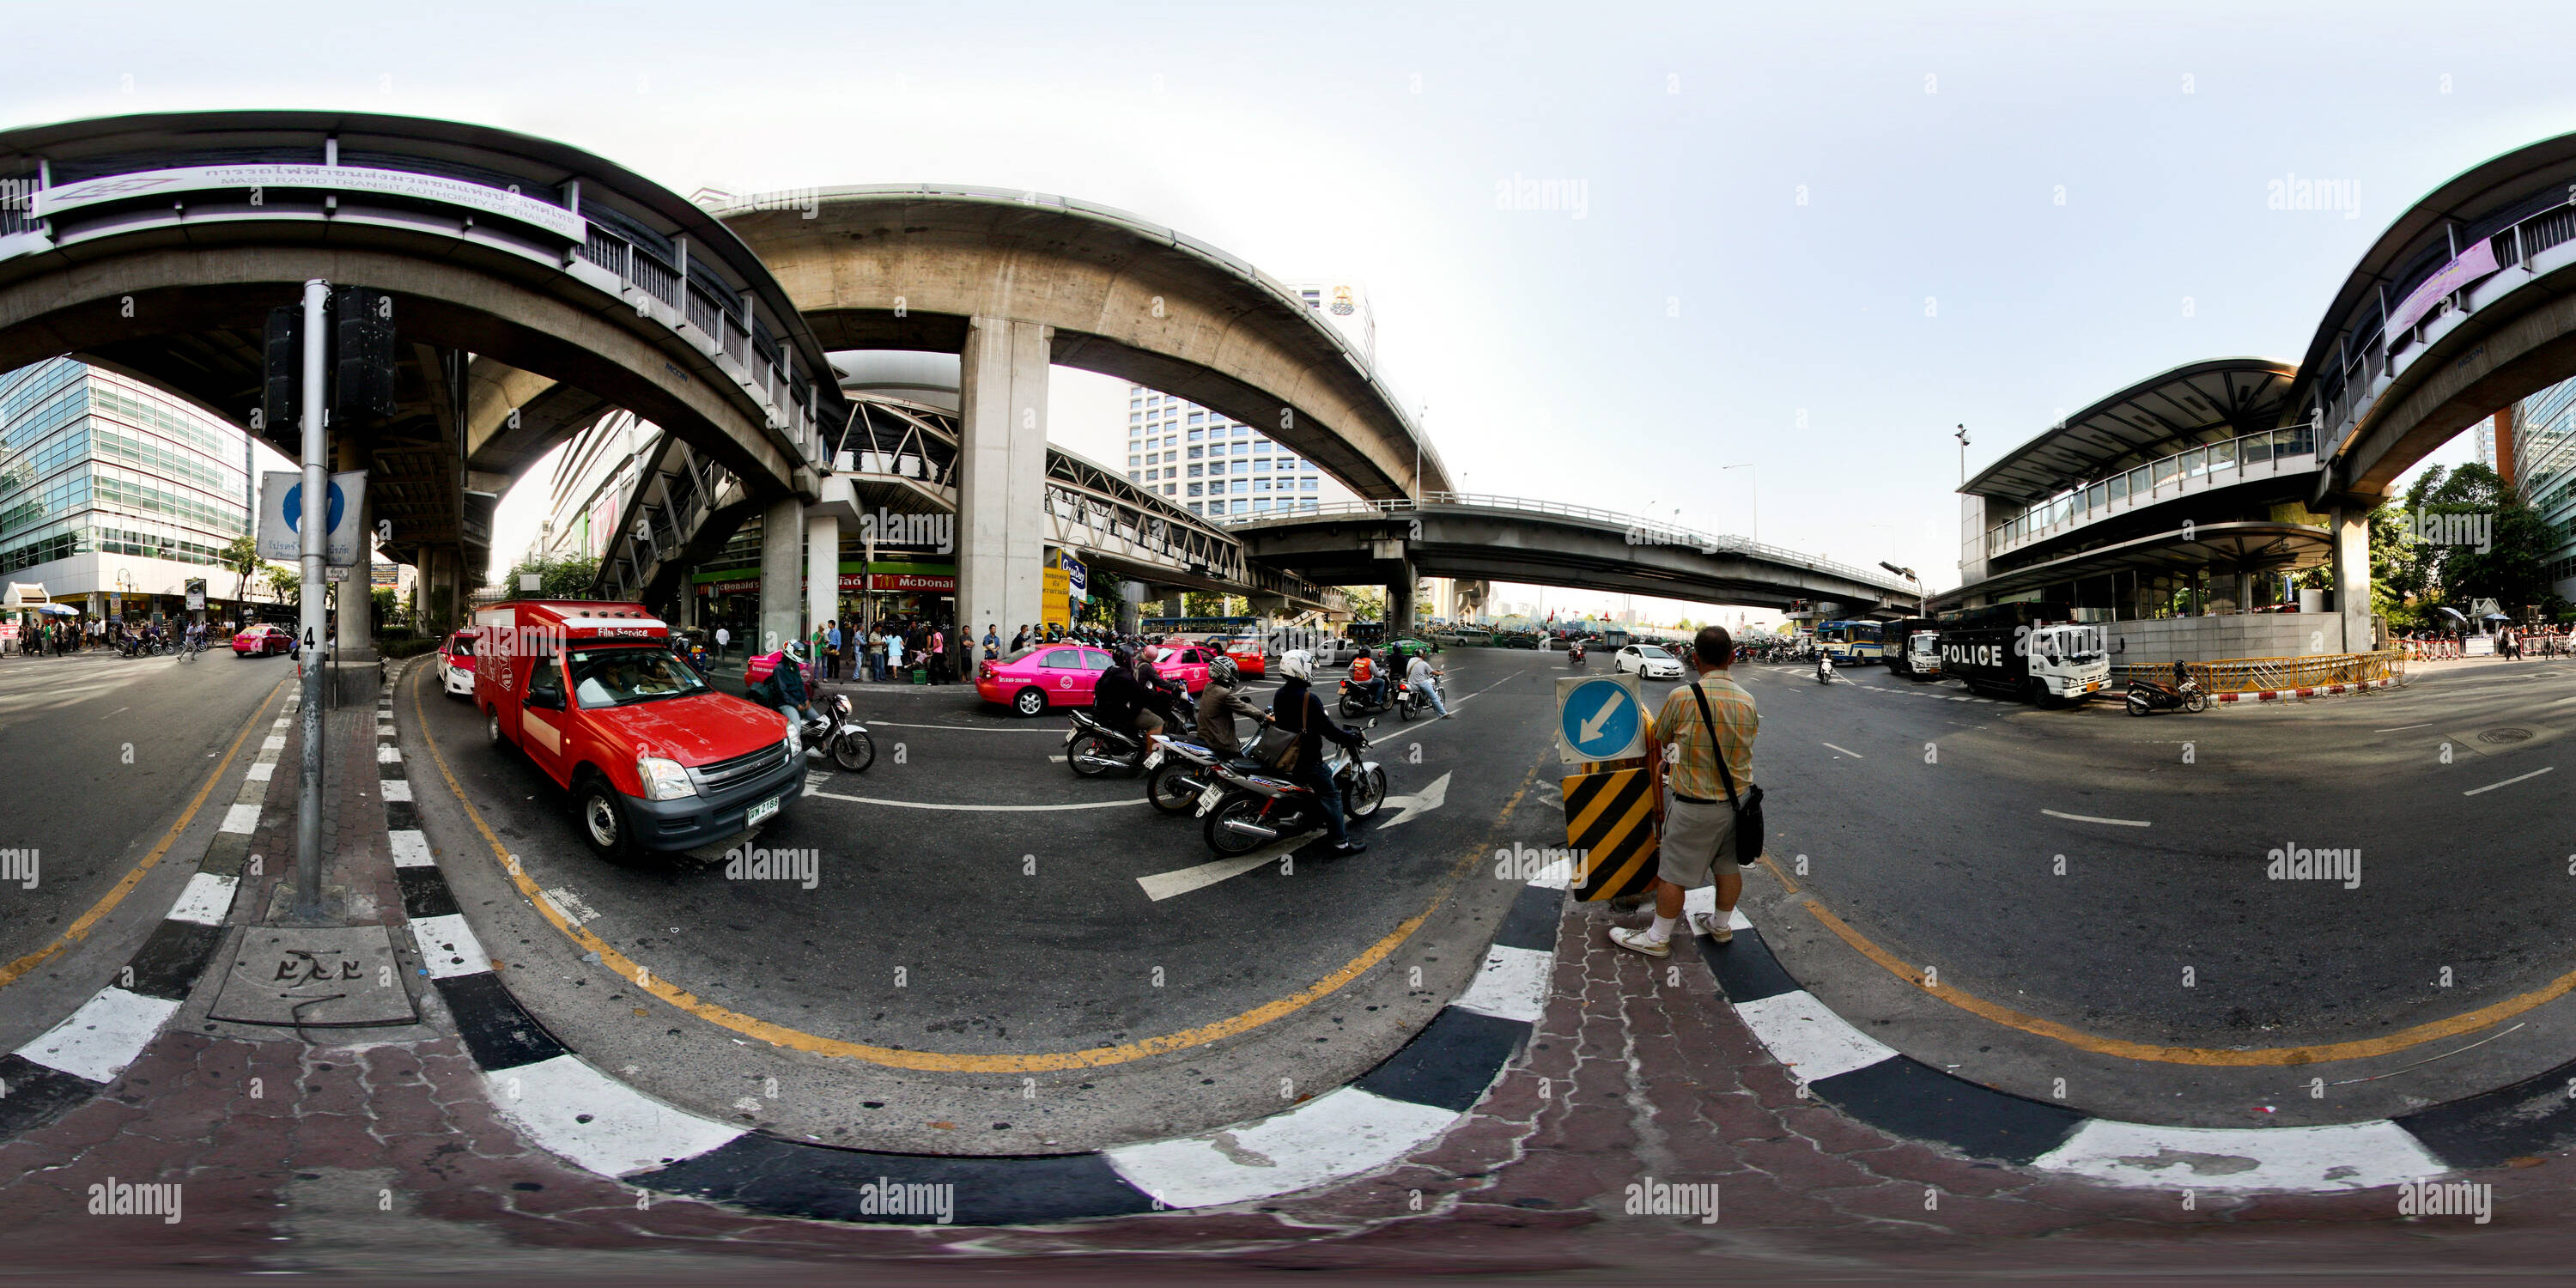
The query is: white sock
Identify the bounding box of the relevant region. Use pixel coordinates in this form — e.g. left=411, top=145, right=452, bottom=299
left=1647, top=914, right=1677, bottom=943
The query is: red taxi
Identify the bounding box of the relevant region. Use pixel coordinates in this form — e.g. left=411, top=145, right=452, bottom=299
left=437, top=628, right=483, bottom=698
left=475, top=601, right=800, bottom=860
left=231, top=623, right=292, bottom=657
left=1147, top=644, right=1218, bottom=693
left=1200, top=635, right=1267, bottom=678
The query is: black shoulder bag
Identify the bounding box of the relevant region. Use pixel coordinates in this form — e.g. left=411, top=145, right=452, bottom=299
left=1689, top=681, right=1765, bottom=867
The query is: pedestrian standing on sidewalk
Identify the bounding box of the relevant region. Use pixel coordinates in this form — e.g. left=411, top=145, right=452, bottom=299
left=928, top=623, right=948, bottom=684
left=1612, top=624, right=1758, bottom=958
left=714, top=623, right=731, bottom=662
left=983, top=623, right=1000, bottom=665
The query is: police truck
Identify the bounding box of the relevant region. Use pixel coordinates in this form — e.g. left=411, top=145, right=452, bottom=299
left=1935, top=603, right=2110, bottom=705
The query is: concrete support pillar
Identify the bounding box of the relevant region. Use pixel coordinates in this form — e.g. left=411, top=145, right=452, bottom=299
left=758, top=496, right=805, bottom=655
left=2233, top=569, right=2253, bottom=614
left=806, top=511, right=840, bottom=649
left=957, top=317, right=1052, bottom=662
left=1388, top=558, right=1417, bottom=639
left=2331, top=504, right=2372, bottom=653
left=1117, top=580, right=1146, bottom=635
left=1159, top=589, right=1185, bottom=620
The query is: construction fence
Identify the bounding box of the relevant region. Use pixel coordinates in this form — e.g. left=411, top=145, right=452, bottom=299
left=2111, top=651, right=2407, bottom=696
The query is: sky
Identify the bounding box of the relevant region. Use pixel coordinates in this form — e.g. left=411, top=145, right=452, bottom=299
left=7, top=0, right=2555, bottom=611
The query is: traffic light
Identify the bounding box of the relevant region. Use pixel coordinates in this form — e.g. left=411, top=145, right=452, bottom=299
left=331, top=286, right=398, bottom=424
left=260, top=305, right=301, bottom=434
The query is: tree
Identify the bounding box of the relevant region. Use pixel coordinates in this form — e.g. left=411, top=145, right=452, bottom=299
left=1182, top=591, right=1230, bottom=618
left=504, top=555, right=601, bottom=600
left=263, top=565, right=301, bottom=604
left=219, top=534, right=261, bottom=607
left=1339, top=586, right=1386, bottom=623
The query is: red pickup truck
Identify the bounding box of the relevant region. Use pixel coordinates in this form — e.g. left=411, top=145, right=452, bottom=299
left=474, top=600, right=801, bottom=860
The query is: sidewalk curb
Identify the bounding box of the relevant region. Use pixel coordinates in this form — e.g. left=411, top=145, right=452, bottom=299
left=2212, top=677, right=2401, bottom=703
left=0, top=680, right=288, bottom=1137
left=1696, top=894, right=2576, bottom=1192
left=391, top=660, right=1565, bottom=1224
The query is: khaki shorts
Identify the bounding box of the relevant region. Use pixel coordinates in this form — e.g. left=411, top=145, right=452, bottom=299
left=1656, top=795, right=1738, bottom=890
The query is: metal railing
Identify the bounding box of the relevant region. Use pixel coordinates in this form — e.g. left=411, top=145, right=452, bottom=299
left=1215, top=491, right=1918, bottom=596
left=1986, top=426, right=2320, bottom=556
left=2111, top=651, right=2406, bottom=695
left=572, top=214, right=814, bottom=459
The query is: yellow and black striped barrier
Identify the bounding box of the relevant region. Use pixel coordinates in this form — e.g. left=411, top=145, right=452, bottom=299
left=1563, top=757, right=1659, bottom=902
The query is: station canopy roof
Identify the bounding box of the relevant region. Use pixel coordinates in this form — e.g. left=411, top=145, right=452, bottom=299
left=1963, top=358, right=2297, bottom=506
left=1941, top=520, right=2330, bottom=607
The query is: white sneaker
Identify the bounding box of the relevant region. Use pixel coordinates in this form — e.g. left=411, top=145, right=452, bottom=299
left=1692, top=912, right=1733, bottom=944
left=1609, top=926, right=1672, bottom=957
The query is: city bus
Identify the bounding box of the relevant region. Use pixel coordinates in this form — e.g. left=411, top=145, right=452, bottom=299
left=1815, top=620, right=1885, bottom=665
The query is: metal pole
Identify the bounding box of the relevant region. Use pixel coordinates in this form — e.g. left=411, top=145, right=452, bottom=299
left=295, top=279, right=330, bottom=923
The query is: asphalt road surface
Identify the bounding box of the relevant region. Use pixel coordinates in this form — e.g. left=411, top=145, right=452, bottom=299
left=1747, top=654, right=2576, bottom=1048
left=0, top=647, right=288, bottom=976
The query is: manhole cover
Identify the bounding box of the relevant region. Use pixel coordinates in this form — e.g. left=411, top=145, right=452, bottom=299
left=2479, top=727, right=2535, bottom=744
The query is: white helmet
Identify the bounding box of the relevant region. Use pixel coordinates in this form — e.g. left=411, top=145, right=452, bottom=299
left=1279, top=648, right=1315, bottom=681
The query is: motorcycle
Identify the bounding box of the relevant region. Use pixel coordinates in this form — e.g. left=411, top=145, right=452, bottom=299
left=1336, top=674, right=1419, bottom=721
left=1142, top=732, right=1259, bottom=813
left=1568, top=643, right=1587, bottom=667
left=1066, top=673, right=1194, bottom=777
left=1815, top=655, right=1836, bottom=684
left=1197, top=721, right=1387, bottom=855
left=2124, top=677, right=2206, bottom=716
left=796, top=692, right=878, bottom=770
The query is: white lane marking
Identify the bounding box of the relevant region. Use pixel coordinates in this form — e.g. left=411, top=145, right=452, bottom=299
left=2464, top=766, right=2554, bottom=797
left=1375, top=773, right=1450, bottom=829
left=1106, top=1085, right=1460, bottom=1210
left=99, top=706, right=128, bottom=720
left=1452, top=944, right=1554, bottom=1024
left=1730, top=988, right=1898, bottom=1084
left=262, top=736, right=287, bottom=751
left=2043, top=808, right=2151, bottom=828
left=1136, top=830, right=1327, bottom=902
left=166, top=872, right=239, bottom=926
left=2033, top=1119, right=2444, bottom=1193
left=805, top=786, right=1148, bottom=812
left=539, top=886, right=603, bottom=925
left=380, top=779, right=413, bottom=802
left=1820, top=742, right=1865, bottom=758
left=246, top=761, right=276, bottom=782
left=389, top=829, right=435, bottom=868
left=2374, top=722, right=2435, bottom=732
left=12, top=987, right=182, bottom=1083
left=219, top=802, right=262, bottom=834
left=482, top=1054, right=744, bottom=1179
left=866, top=720, right=1063, bottom=732
left=410, top=913, right=493, bottom=978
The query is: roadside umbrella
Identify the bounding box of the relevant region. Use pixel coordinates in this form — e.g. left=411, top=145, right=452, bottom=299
left=33, top=603, right=76, bottom=617
left=2434, top=606, right=2469, bottom=623
left=2483, top=612, right=2513, bottom=623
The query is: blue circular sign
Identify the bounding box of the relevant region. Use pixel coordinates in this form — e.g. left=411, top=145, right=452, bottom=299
left=282, top=479, right=345, bottom=537
left=1563, top=677, right=1643, bottom=760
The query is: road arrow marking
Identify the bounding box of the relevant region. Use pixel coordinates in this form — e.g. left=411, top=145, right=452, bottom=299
left=1376, top=772, right=1451, bottom=829
left=1137, top=830, right=1326, bottom=902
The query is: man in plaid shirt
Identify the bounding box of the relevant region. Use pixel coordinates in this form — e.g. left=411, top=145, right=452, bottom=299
left=1612, top=625, right=1759, bottom=957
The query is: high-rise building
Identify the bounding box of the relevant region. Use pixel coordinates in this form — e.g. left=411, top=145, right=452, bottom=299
left=1289, top=279, right=1376, bottom=366
left=0, top=358, right=265, bottom=633
left=1124, top=386, right=1363, bottom=518
left=2513, top=384, right=2576, bottom=597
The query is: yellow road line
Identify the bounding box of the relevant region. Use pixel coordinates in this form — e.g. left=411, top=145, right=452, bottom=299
left=0, top=678, right=283, bottom=989
left=412, top=663, right=1544, bottom=1072
left=1798, top=895, right=2576, bottom=1066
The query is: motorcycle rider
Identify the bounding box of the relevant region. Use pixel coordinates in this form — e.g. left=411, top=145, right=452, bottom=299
left=767, top=641, right=817, bottom=727
left=1406, top=647, right=1453, bottom=720
left=1348, top=646, right=1388, bottom=709
left=1194, top=655, right=1271, bottom=757
left=1273, top=649, right=1369, bottom=856
left=1094, top=647, right=1164, bottom=738
left=1815, top=650, right=1835, bottom=683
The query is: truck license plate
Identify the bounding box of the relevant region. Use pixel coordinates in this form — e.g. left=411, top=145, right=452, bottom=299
left=2085, top=682, right=2100, bottom=693
left=1145, top=748, right=1164, bottom=769
left=746, top=795, right=781, bottom=828
left=1195, top=786, right=1224, bottom=816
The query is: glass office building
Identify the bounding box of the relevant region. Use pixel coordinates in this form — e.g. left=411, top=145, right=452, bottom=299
left=1127, top=386, right=1362, bottom=518
left=0, top=358, right=257, bottom=633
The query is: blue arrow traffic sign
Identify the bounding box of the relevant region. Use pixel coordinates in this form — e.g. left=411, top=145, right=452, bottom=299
left=281, top=478, right=345, bottom=536
left=1560, top=677, right=1644, bottom=761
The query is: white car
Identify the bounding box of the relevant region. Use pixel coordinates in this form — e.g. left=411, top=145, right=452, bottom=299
left=1615, top=644, right=1686, bottom=680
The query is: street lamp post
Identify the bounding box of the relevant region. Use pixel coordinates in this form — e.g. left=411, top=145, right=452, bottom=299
left=1880, top=562, right=1925, bottom=614
left=1954, top=424, right=1970, bottom=486
left=1717, top=463, right=1759, bottom=542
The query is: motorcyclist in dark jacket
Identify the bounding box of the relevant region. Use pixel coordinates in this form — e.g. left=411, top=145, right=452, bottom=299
left=1093, top=647, right=1163, bottom=735
left=1272, top=649, right=1367, bottom=854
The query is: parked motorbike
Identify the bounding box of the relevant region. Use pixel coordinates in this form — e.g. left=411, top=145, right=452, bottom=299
left=2124, top=677, right=2206, bottom=716
left=1197, top=721, right=1387, bottom=855
left=1336, top=675, right=1419, bottom=720
left=796, top=692, right=878, bottom=770
left=1066, top=673, right=1194, bottom=776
